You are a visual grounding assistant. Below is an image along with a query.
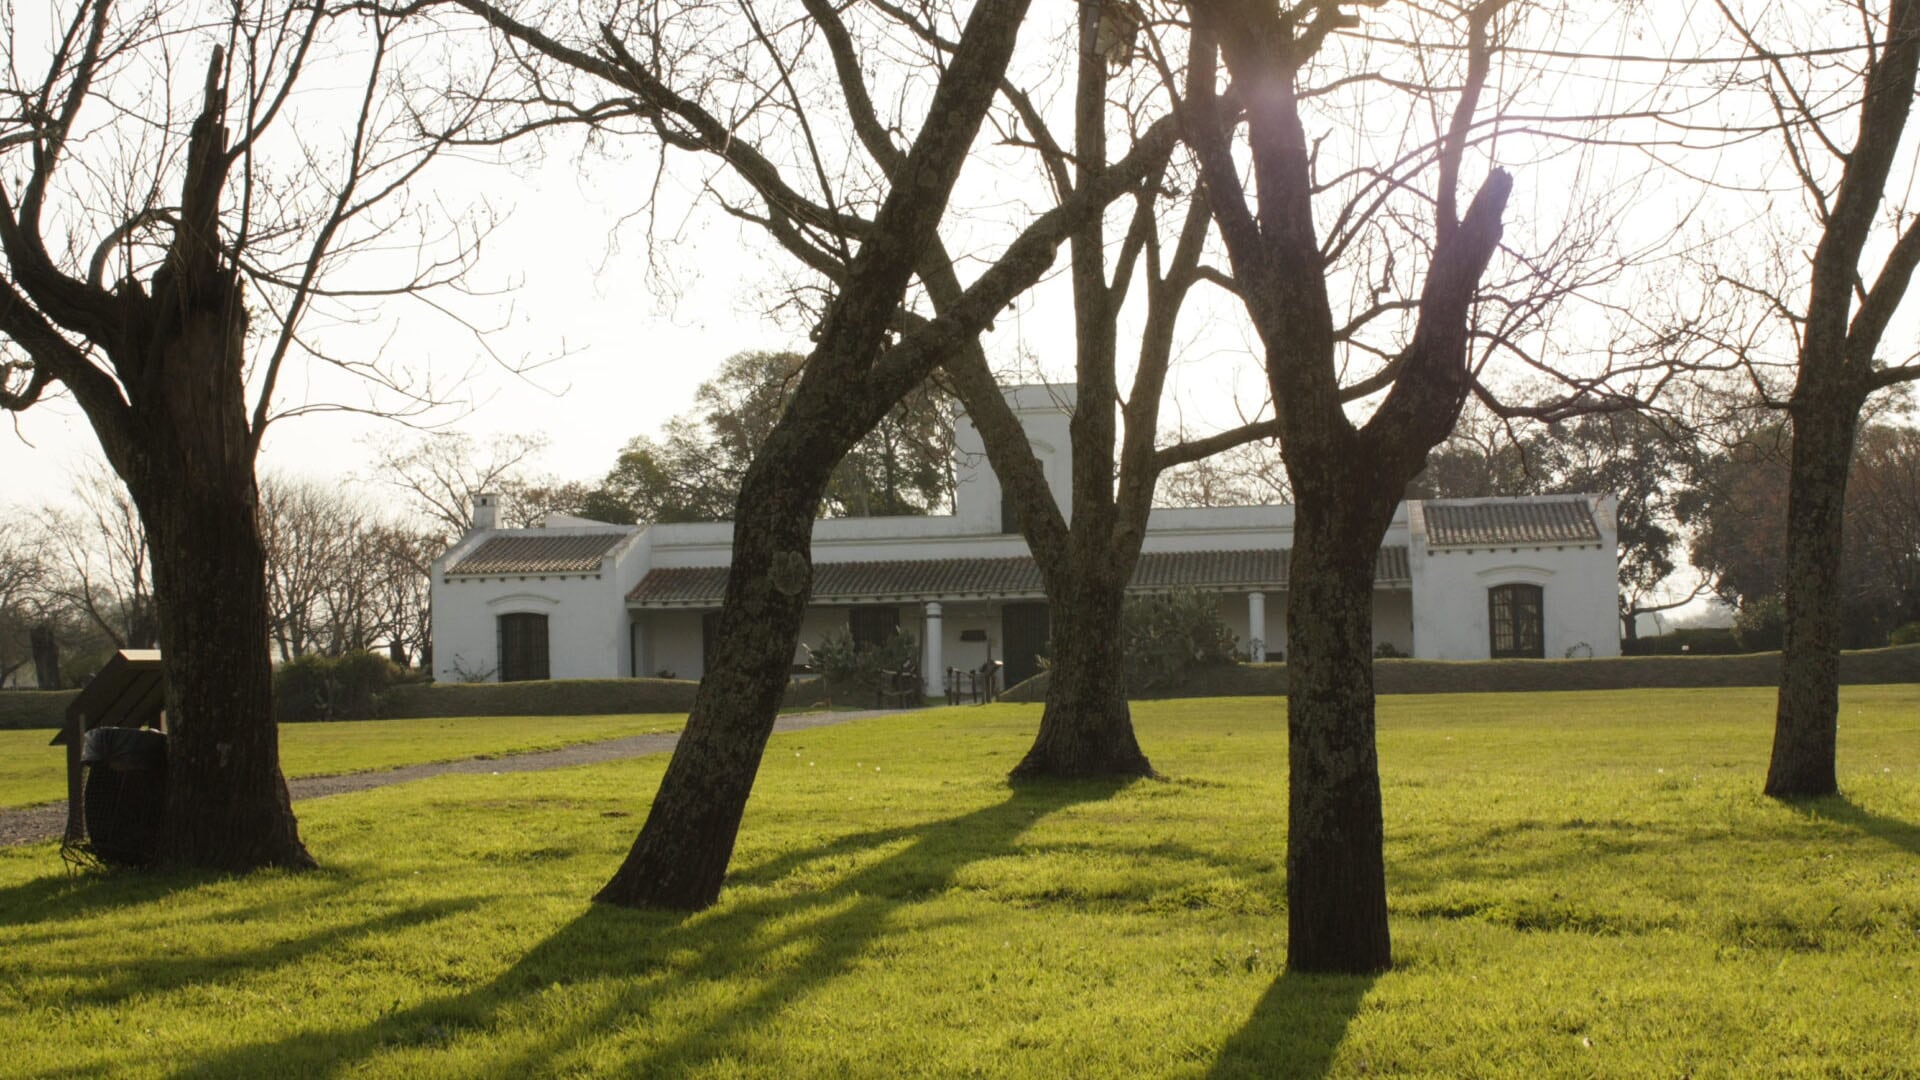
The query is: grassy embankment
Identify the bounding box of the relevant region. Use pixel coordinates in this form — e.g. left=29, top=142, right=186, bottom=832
left=2, top=687, right=1917, bottom=1077
left=0, top=714, right=683, bottom=811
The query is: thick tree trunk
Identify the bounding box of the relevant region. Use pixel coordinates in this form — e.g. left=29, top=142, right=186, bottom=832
left=1284, top=488, right=1395, bottom=974
left=1767, top=398, right=1859, bottom=798
left=139, top=482, right=312, bottom=870
left=597, top=451, right=832, bottom=909
left=1011, top=571, right=1153, bottom=779
left=30, top=623, right=59, bottom=689
left=119, top=297, right=312, bottom=871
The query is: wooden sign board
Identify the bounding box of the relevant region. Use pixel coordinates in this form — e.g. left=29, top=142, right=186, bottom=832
left=50, top=649, right=166, bottom=748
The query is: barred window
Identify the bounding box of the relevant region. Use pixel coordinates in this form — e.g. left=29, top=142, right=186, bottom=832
left=498, top=612, right=550, bottom=682
left=848, top=606, right=900, bottom=647
left=1488, top=584, right=1544, bottom=659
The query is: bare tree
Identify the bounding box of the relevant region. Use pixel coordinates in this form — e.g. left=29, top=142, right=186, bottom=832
left=259, top=473, right=368, bottom=658
left=37, top=466, right=156, bottom=650
left=915, top=2, right=1263, bottom=780
left=444, top=0, right=1205, bottom=907
left=0, top=0, right=496, bottom=870
left=1157, top=438, right=1292, bottom=509
left=367, top=431, right=551, bottom=540
left=0, top=516, right=49, bottom=686
left=1704, top=0, right=1920, bottom=797
left=1175, top=0, right=1659, bottom=971
left=363, top=523, right=438, bottom=666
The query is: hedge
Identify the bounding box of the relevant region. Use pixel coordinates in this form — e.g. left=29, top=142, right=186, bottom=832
left=0, top=690, right=77, bottom=731
left=997, top=644, right=1920, bottom=701
left=378, top=678, right=702, bottom=719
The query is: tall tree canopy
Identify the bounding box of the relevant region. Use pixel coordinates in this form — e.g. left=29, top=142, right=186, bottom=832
left=1682, top=420, right=1920, bottom=650
left=588, top=350, right=955, bottom=524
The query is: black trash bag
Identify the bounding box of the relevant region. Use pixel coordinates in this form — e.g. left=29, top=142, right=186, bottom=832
left=81, top=726, right=167, bottom=866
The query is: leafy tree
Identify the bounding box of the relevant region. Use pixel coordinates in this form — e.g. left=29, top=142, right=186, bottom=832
left=1120, top=591, right=1239, bottom=694
left=1682, top=420, right=1920, bottom=650
left=1404, top=406, right=1695, bottom=643
left=590, top=350, right=955, bottom=523
left=1404, top=412, right=1539, bottom=500
left=1536, top=412, right=1697, bottom=642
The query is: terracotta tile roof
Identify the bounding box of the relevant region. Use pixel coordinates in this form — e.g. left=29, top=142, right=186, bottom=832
left=1421, top=498, right=1600, bottom=547
left=446, top=532, right=629, bottom=576
left=627, top=546, right=1412, bottom=607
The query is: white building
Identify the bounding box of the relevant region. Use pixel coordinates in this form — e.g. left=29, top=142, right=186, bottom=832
left=430, top=386, right=1621, bottom=690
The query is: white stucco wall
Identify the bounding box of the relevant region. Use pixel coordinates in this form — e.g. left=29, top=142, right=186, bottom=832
left=1410, top=543, right=1620, bottom=660
left=430, top=387, right=1624, bottom=683
left=432, top=569, right=629, bottom=682
left=952, top=384, right=1076, bottom=532
left=430, top=524, right=645, bottom=683
left=1373, top=590, right=1416, bottom=657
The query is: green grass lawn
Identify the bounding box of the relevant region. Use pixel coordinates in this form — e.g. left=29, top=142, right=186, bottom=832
left=0, top=714, right=683, bottom=810
left=2, top=686, right=1917, bottom=1077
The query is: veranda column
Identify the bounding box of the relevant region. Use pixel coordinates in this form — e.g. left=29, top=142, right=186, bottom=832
left=924, top=601, right=944, bottom=695
left=1248, top=591, right=1267, bottom=662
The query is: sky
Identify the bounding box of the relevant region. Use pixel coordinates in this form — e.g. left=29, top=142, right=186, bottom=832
left=0, top=0, right=1899, bottom=633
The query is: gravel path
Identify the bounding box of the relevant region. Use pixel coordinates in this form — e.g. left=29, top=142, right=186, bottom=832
left=0, top=709, right=902, bottom=849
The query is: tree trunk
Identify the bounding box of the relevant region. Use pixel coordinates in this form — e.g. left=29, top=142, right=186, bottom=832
left=1283, top=487, right=1394, bottom=974
left=103, top=264, right=314, bottom=872
left=596, top=449, right=832, bottom=909
left=30, top=622, right=59, bottom=689
left=1767, top=397, right=1859, bottom=798
left=1011, top=569, right=1153, bottom=779
left=137, top=479, right=312, bottom=870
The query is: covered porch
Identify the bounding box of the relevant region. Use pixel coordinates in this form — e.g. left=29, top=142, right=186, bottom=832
left=625, top=546, right=1414, bottom=693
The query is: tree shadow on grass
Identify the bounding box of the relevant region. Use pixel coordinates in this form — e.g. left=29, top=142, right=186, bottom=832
left=167, top=777, right=1140, bottom=1079
left=48, top=894, right=490, bottom=1007
left=0, top=863, right=261, bottom=930
left=1786, top=794, right=1920, bottom=856
left=1206, top=970, right=1375, bottom=1080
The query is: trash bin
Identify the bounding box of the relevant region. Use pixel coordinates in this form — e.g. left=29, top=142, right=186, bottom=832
left=80, top=726, right=168, bottom=866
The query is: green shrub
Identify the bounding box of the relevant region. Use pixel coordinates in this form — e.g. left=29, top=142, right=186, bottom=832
left=1122, top=591, right=1238, bottom=693
left=273, top=651, right=402, bottom=723
left=1890, top=621, right=1920, bottom=646
left=999, top=643, right=1920, bottom=701
left=381, top=677, right=700, bottom=718
left=805, top=628, right=918, bottom=703
left=0, top=690, right=77, bottom=730
left=1622, top=627, right=1748, bottom=655
left=1733, top=595, right=1787, bottom=652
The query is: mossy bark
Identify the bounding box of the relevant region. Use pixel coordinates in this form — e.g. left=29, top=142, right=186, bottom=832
left=597, top=447, right=832, bottom=907
left=1282, top=492, right=1396, bottom=973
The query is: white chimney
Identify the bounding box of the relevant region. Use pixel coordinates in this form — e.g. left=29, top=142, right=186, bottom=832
left=471, top=492, right=499, bottom=532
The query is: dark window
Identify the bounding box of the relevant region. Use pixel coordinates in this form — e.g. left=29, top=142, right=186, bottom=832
left=1000, top=484, right=1020, bottom=534
left=848, top=606, right=900, bottom=647
left=497, top=612, right=550, bottom=682
left=1488, top=583, right=1545, bottom=659
left=1001, top=602, right=1051, bottom=687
